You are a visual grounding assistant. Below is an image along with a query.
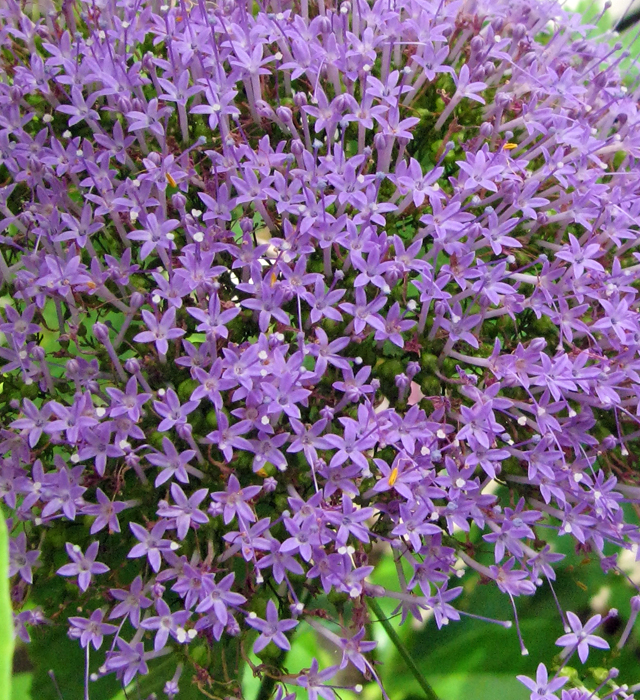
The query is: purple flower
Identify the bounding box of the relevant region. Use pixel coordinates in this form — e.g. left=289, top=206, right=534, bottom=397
left=154, top=389, right=199, bottom=432
left=157, top=483, right=209, bottom=540
left=81, top=488, right=129, bottom=534
left=9, top=532, right=40, bottom=584
left=77, top=423, right=124, bottom=476
left=109, top=576, right=153, bottom=628
left=140, top=598, right=191, bottom=652
left=146, top=438, right=199, bottom=487
left=324, top=496, right=374, bottom=546
left=246, top=600, right=299, bottom=653
left=105, top=377, right=151, bottom=422
left=453, top=63, right=487, bottom=103
left=337, top=627, right=377, bottom=673
left=105, top=638, right=150, bottom=686
left=195, top=572, right=247, bottom=623
left=293, top=659, right=338, bottom=700
left=133, top=308, right=185, bottom=356
left=9, top=399, right=52, bottom=448
left=128, top=520, right=178, bottom=573
left=555, top=612, right=609, bottom=663
left=204, top=414, right=253, bottom=463
left=0, top=304, right=40, bottom=346
left=210, top=474, right=261, bottom=525
left=517, top=663, right=569, bottom=700
left=68, top=609, right=117, bottom=650
left=57, top=542, right=110, bottom=592
left=126, top=98, right=171, bottom=138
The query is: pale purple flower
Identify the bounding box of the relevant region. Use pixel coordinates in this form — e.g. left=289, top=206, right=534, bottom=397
left=555, top=612, right=609, bottom=663
left=133, top=308, right=185, bottom=356
left=157, top=484, right=209, bottom=540
left=9, top=532, right=40, bottom=584
left=140, top=598, right=191, bottom=652
left=210, top=474, right=261, bottom=525
left=68, top=609, right=117, bottom=650
left=517, top=663, right=569, bottom=700
left=246, top=600, right=299, bottom=653
left=128, top=520, right=177, bottom=573
left=57, top=542, right=109, bottom=592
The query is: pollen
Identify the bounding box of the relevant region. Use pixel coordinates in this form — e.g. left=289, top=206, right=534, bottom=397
left=503, top=142, right=518, bottom=150
left=166, top=172, right=177, bottom=187
left=388, top=466, right=399, bottom=486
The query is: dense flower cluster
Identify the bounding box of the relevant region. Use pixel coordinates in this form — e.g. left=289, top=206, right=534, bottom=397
left=1, top=0, right=640, bottom=697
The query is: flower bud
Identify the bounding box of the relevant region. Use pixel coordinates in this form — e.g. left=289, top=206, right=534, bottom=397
left=263, top=476, right=278, bottom=493
left=320, top=406, right=334, bottom=421
left=495, top=92, right=511, bottom=108
left=395, top=373, right=410, bottom=390
left=483, top=62, right=495, bottom=77
left=130, top=292, right=145, bottom=310
left=316, top=15, right=331, bottom=32
left=293, top=91, right=307, bottom=107
left=373, top=132, right=387, bottom=151
left=142, top=51, right=155, bottom=71
left=479, top=122, right=492, bottom=138
left=177, top=422, right=192, bottom=440
left=291, top=139, right=305, bottom=156
left=512, top=23, right=527, bottom=40
left=226, top=616, right=241, bottom=636
left=254, top=99, right=275, bottom=118
left=470, top=36, right=484, bottom=53
left=171, top=192, right=187, bottom=212
left=66, top=359, right=79, bottom=376
left=276, top=105, right=293, bottom=123
left=10, top=86, right=23, bottom=103
left=536, top=212, right=548, bottom=226
left=209, top=502, right=225, bottom=517
left=407, top=361, right=421, bottom=379
left=151, top=582, right=165, bottom=598
left=124, top=358, right=141, bottom=374
left=93, top=322, right=110, bottom=343
left=117, top=96, right=132, bottom=114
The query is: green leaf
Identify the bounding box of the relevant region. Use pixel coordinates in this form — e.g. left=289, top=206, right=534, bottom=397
left=11, top=673, right=32, bottom=700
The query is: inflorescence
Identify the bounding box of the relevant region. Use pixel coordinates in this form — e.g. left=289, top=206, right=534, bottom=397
left=2, top=0, right=640, bottom=698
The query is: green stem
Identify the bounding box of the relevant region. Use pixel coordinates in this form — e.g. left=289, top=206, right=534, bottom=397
left=368, top=598, right=441, bottom=700
left=255, top=652, right=285, bottom=700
